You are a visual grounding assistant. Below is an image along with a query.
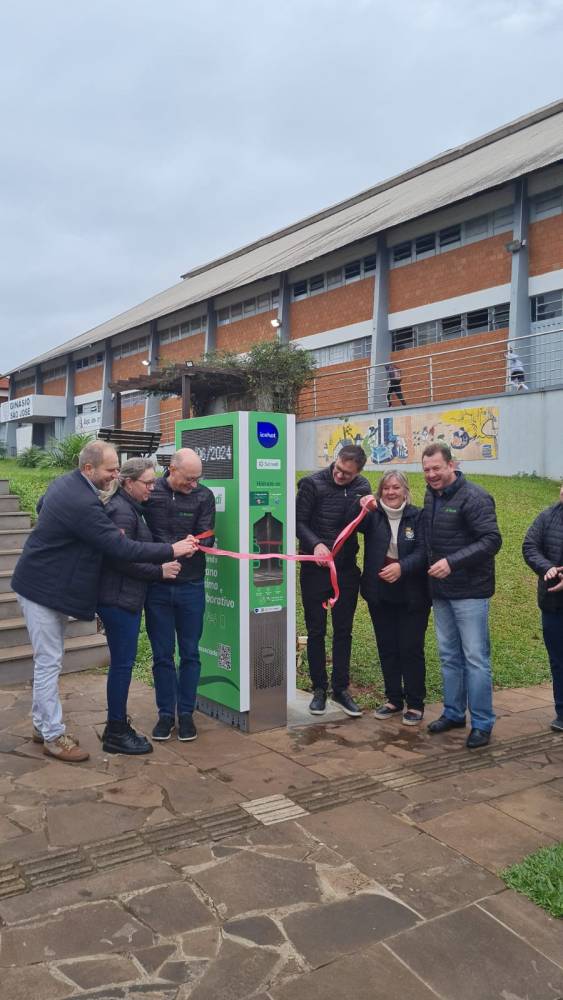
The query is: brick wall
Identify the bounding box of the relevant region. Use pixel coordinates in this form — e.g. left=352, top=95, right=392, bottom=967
left=215, top=312, right=277, bottom=353
left=111, top=352, right=149, bottom=382
left=290, top=279, right=374, bottom=340
left=159, top=395, right=182, bottom=444
left=159, top=334, right=206, bottom=365
left=74, top=367, right=103, bottom=395
left=389, top=328, right=509, bottom=405
left=388, top=236, right=511, bottom=313
left=121, top=403, right=146, bottom=433
left=528, top=215, right=563, bottom=277
left=298, top=358, right=370, bottom=419
left=42, top=377, right=67, bottom=397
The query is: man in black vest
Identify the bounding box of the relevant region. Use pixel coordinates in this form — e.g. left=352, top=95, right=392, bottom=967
left=297, top=445, right=371, bottom=717
left=421, top=443, right=502, bottom=748
left=12, top=441, right=195, bottom=763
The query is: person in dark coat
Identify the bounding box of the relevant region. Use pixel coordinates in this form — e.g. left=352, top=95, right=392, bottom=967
left=12, top=441, right=197, bottom=764
left=143, top=448, right=216, bottom=744
left=360, top=471, right=430, bottom=725
left=522, top=483, right=563, bottom=733
left=97, top=458, right=183, bottom=755
left=421, top=443, right=502, bottom=749
left=296, top=445, right=371, bottom=718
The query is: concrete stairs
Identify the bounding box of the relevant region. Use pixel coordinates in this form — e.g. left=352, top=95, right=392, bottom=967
left=0, top=479, right=109, bottom=684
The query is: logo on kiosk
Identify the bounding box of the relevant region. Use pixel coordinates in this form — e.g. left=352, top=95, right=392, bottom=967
left=257, top=421, right=279, bottom=448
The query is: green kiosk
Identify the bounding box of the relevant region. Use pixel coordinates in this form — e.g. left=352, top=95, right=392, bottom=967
left=175, top=411, right=296, bottom=732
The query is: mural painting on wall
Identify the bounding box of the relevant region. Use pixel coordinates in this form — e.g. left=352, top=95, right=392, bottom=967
left=317, top=406, right=499, bottom=467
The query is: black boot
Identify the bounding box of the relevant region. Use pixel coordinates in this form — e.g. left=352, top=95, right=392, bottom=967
left=102, top=720, right=153, bottom=755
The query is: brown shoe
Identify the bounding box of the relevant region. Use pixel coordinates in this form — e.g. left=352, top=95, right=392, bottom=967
left=43, top=734, right=90, bottom=763
left=33, top=727, right=79, bottom=746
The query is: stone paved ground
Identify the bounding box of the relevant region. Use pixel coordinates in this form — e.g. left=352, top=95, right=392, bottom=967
left=0, top=675, right=562, bottom=999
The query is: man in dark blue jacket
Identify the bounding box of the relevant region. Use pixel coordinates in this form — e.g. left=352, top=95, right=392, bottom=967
left=421, top=443, right=502, bottom=749
left=11, top=441, right=196, bottom=764
left=522, top=483, right=563, bottom=733
left=144, top=447, right=215, bottom=743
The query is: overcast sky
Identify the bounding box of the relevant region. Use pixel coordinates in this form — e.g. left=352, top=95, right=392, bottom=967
left=1, top=0, right=562, bottom=372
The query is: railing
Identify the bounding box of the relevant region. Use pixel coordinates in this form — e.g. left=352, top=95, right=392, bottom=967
left=297, top=325, right=563, bottom=420
left=100, top=324, right=563, bottom=440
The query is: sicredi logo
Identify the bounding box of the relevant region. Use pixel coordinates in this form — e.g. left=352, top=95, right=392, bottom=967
left=257, top=421, right=279, bottom=448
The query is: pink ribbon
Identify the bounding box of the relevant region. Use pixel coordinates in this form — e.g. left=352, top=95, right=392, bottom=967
left=195, top=504, right=369, bottom=608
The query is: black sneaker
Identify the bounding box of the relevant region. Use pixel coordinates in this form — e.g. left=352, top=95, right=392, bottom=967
left=102, top=721, right=153, bottom=755
left=152, top=715, right=175, bottom=740
left=178, top=713, right=197, bottom=742
left=309, top=689, right=327, bottom=715
left=551, top=717, right=563, bottom=733
left=332, top=690, right=362, bottom=717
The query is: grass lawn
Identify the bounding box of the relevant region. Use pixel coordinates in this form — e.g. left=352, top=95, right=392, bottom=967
left=501, top=843, right=563, bottom=919
left=2, top=460, right=557, bottom=707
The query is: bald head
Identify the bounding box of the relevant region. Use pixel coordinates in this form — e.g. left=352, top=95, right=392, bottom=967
left=168, top=448, right=203, bottom=494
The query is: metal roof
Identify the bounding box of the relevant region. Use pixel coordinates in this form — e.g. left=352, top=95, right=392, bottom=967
left=10, top=99, right=563, bottom=375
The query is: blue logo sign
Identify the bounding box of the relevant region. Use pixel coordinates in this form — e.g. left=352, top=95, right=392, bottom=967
left=257, top=421, right=279, bottom=448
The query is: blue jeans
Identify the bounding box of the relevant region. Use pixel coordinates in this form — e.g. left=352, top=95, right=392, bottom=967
left=542, top=610, right=563, bottom=720
left=145, top=580, right=205, bottom=718
left=97, top=604, right=142, bottom=722
left=433, top=598, right=496, bottom=732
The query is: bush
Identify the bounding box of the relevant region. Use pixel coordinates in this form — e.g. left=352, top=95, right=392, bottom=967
left=16, top=446, right=45, bottom=468
left=42, top=433, right=94, bottom=469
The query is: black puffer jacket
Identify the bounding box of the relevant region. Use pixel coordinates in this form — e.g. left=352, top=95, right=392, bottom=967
left=423, top=472, right=502, bottom=600
left=143, top=471, right=215, bottom=583
left=360, top=505, right=430, bottom=609
left=296, top=465, right=371, bottom=570
left=522, top=502, right=563, bottom=611
left=98, top=489, right=164, bottom=612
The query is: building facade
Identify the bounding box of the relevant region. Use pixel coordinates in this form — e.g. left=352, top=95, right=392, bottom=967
left=3, top=101, right=563, bottom=456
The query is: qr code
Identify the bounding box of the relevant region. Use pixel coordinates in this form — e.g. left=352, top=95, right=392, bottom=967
left=218, top=644, right=232, bottom=671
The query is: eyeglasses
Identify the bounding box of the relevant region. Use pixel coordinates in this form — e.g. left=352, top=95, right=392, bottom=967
left=137, top=478, right=156, bottom=488
left=184, top=475, right=202, bottom=484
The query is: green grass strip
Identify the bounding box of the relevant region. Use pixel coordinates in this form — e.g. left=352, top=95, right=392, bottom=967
left=501, top=842, right=563, bottom=919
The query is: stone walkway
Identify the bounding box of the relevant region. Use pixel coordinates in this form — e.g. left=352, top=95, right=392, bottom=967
left=0, top=675, right=562, bottom=999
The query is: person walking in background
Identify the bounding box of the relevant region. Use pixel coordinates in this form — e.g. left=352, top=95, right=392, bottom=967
left=11, top=441, right=195, bottom=764
left=296, top=445, right=371, bottom=718
left=97, top=458, right=183, bottom=755
left=421, top=443, right=502, bottom=749
left=360, top=472, right=430, bottom=726
left=385, top=362, right=407, bottom=407
left=144, top=448, right=215, bottom=743
left=506, top=345, right=529, bottom=391
left=522, top=483, right=563, bottom=733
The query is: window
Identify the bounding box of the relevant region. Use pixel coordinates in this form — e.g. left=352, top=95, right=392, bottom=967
left=76, top=400, right=101, bottom=416
left=14, top=376, right=35, bottom=391
left=113, top=338, right=148, bottom=360
left=390, top=205, right=514, bottom=265
left=214, top=291, right=279, bottom=323
left=43, top=365, right=67, bottom=382
left=256, top=293, right=271, bottom=312
left=243, top=299, right=256, bottom=317
left=309, top=274, right=326, bottom=294
left=75, top=352, right=104, bottom=370
left=309, top=336, right=372, bottom=368
left=290, top=253, right=376, bottom=300
left=230, top=303, right=243, bottom=321
left=122, top=391, right=147, bottom=408
left=160, top=316, right=208, bottom=341
left=217, top=308, right=230, bottom=326
left=327, top=267, right=343, bottom=288
left=415, top=233, right=436, bottom=259
left=292, top=280, right=308, bottom=301
left=363, top=253, right=377, bottom=273
left=531, top=289, right=563, bottom=323
left=390, top=303, right=510, bottom=350
left=439, top=225, right=461, bottom=249
left=344, top=260, right=361, bottom=282
left=531, top=188, right=563, bottom=221
left=466, top=308, right=489, bottom=334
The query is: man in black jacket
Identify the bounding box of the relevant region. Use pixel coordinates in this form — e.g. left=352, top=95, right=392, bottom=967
left=11, top=441, right=195, bottom=763
left=421, top=443, right=502, bottom=749
left=296, top=445, right=371, bottom=717
left=522, top=483, right=563, bottom=732
left=144, top=447, right=215, bottom=743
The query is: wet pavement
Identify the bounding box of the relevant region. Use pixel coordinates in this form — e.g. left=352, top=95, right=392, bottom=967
left=0, top=675, right=562, bottom=999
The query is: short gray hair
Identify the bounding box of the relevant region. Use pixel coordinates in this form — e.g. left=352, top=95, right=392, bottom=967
left=78, top=440, right=116, bottom=470
left=119, top=457, right=155, bottom=484
left=376, top=470, right=411, bottom=503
